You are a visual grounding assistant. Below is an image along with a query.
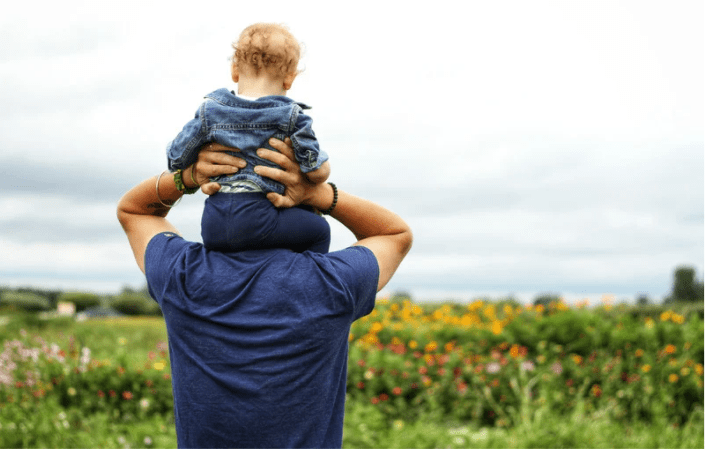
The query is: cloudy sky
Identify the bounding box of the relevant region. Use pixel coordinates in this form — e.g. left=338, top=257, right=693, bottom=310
left=1, top=0, right=702, bottom=304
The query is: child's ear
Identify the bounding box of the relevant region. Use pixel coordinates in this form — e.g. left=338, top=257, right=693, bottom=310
left=231, top=64, right=239, bottom=83
left=283, top=72, right=297, bottom=91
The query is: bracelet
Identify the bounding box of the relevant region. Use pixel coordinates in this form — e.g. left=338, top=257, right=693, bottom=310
left=320, top=182, right=338, bottom=215
left=190, top=163, right=200, bottom=188
left=156, top=170, right=181, bottom=208
left=174, top=169, right=199, bottom=194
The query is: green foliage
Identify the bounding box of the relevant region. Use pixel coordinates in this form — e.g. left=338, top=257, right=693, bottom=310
left=110, top=293, right=161, bottom=316
left=667, top=266, right=704, bottom=303
left=56, top=292, right=102, bottom=312
left=0, top=291, right=51, bottom=312
left=0, top=302, right=703, bottom=448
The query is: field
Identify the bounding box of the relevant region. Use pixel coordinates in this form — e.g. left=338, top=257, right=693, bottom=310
left=0, top=298, right=703, bottom=448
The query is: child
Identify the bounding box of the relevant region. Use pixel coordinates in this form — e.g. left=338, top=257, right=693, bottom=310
left=167, top=23, right=331, bottom=253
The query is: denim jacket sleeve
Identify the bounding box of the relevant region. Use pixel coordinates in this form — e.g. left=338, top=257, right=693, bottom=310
left=290, top=107, right=329, bottom=173
left=166, top=102, right=209, bottom=171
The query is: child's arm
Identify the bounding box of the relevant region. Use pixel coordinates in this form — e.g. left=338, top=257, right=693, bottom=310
left=304, top=160, right=330, bottom=184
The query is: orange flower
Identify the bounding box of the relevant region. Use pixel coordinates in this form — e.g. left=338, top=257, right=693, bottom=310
left=664, top=344, right=676, bottom=355
left=591, top=384, right=602, bottom=397
left=668, top=374, right=679, bottom=383
left=510, top=344, right=520, bottom=358
left=635, top=349, right=644, bottom=358
left=392, top=387, right=402, bottom=396
left=122, top=391, right=133, bottom=400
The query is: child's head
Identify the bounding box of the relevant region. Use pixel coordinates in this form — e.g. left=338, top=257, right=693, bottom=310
left=231, top=23, right=301, bottom=88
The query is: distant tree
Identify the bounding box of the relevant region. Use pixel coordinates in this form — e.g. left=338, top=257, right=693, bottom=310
left=636, top=294, right=650, bottom=306
left=533, top=293, right=561, bottom=307
left=670, top=266, right=703, bottom=303
left=57, top=292, right=102, bottom=312
left=389, top=290, right=413, bottom=302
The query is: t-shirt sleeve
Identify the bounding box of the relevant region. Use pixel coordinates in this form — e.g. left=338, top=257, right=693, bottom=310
left=144, top=232, right=190, bottom=304
left=323, top=246, right=380, bottom=321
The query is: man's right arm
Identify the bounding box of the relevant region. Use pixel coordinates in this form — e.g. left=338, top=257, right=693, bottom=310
left=255, top=140, right=413, bottom=292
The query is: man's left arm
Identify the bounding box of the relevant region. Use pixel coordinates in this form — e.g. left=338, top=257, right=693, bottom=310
left=117, top=147, right=245, bottom=274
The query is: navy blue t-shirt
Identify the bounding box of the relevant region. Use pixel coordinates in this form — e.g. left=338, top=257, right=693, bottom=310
left=145, top=232, right=379, bottom=448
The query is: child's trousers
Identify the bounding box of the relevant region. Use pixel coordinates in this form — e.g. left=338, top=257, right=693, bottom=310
left=201, top=192, right=331, bottom=254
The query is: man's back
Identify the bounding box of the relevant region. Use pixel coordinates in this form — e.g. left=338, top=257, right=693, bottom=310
left=145, top=232, right=378, bottom=448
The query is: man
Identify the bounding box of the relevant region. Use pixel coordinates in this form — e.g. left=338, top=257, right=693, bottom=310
left=117, top=138, right=412, bottom=447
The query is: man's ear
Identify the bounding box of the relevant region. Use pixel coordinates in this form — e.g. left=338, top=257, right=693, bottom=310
left=231, top=63, right=239, bottom=83
left=283, top=72, right=297, bottom=91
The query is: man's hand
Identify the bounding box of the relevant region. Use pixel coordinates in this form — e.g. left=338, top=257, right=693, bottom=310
left=190, top=143, right=247, bottom=195
left=254, top=138, right=319, bottom=208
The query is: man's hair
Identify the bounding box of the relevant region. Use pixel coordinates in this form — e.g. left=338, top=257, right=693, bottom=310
left=232, top=23, right=301, bottom=78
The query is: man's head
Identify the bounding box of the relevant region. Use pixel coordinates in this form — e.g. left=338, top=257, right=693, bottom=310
left=231, top=23, right=301, bottom=90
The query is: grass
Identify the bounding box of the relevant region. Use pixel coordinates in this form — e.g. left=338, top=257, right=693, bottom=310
left=1, top=308, right=703, bottom=448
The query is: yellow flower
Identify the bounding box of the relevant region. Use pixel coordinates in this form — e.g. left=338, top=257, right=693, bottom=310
left=393, top=420, right=404, bottom=430
left=695, top=364, right=703, bottom=376
left=681, top=367, right=691, bottom=376
left=408, top=340, right=418, bottom=349
left=635, top=349, right=644, bottom=358
left=490, top=320, right=503, bottom=335
left=118, top=337, right=127, bottom=346
left=370, top=322, right=383, bottom=333
left=644, top=318, right=655, bottom=329
left=67, top=387, right=77, bottom=396
left=671, top=313, right=685, bottom=324
left=425, top=341, right=438, bottom=353
left=153, top=361, right=166, bottom=371
left=641, top=364, right=651, bottom=373
left=572, top=355, right=583, bottom=365
left=669, top=374, right=679, bottom=383
left=660, top=311, right=672, bottom=322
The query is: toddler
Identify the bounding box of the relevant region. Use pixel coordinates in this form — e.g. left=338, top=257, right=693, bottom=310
left=167, top=23, right=331, bottom=253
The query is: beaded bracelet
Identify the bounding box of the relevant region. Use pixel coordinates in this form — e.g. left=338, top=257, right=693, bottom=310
left=321, top=182, right=338, bottom=215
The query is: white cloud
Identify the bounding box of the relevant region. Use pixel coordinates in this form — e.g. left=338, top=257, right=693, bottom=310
left=0, top=0, right=701, bottom=300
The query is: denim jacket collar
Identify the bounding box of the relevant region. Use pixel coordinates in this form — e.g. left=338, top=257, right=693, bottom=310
left=205, top=88, right=311, bottom=110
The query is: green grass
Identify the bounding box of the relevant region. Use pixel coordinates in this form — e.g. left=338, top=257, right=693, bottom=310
left=1, top=309, right=703, bottom=448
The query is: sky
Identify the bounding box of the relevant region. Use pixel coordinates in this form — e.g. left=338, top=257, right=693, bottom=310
left=0, top=0, right=702, bottom=305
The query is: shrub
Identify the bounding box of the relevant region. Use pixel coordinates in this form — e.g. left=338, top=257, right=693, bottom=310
left=57, top=292, right=102, bottom=312
left=0, top=292, right=51, bottom=312
left=110, top=294, right=160, bottom=316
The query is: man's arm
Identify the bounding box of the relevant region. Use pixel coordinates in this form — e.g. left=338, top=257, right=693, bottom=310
left=255, top=140, right=413, bottom=291
left=117, top=146, right=245, bottom=273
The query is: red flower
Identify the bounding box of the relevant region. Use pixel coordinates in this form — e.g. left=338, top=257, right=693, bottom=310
left=97, top=390, right=105, bottom=398
left=109, top=390, right=116, bottom=398
left=371, top=397, right=379, bottom=405
left=357, top=382, right=365, bottom=389
left=379, top=394, right=389, bottom=401
left=357, top=360, right=365, bottom=367
left=419, top=366, right=428, bottom=375
left=122, top=391, right=133, bottom=400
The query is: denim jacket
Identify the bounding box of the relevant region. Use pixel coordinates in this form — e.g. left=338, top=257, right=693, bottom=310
left=167, top=88, right=328, bottom=195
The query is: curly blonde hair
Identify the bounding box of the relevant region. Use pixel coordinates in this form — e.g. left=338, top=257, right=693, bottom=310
left=232, top=23, right=301, bottom=78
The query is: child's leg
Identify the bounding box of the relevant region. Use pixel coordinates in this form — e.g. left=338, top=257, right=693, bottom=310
left=201, top=194, right=330, bottom=253
left=201, top=193, right=276, bottom=251
left=267, top=206, right=331, bottom=254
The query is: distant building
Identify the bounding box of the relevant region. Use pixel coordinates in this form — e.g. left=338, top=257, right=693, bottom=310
left=57, top=302, right=76, bottom=316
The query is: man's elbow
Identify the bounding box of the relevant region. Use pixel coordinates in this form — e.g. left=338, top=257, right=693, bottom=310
left=398, top=226, right=413, bottom=257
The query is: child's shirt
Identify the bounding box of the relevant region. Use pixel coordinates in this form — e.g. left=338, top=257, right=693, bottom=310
left=167, top=88, right=328, bottom=195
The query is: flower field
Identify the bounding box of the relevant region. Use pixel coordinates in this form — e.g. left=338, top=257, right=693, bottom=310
left=346, top=298, right=703, bottom=433
left=0, top=298, right=703, bottom=448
